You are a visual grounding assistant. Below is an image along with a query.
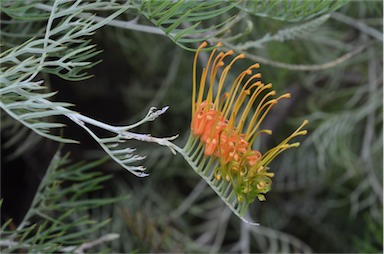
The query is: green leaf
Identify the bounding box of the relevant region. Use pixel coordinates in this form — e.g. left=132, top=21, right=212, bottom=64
left=0, top=151, right=124, bottom=253
left=0, top=1, right=129, bottom=144
left=135, top=0, right=239, bottom=50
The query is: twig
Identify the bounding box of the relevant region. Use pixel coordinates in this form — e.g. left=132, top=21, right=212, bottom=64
left=78, top=13, right=167, bottom=36
left=0, top=239, right=27, bottom=249
left=221, top=41, right=371, bottom=71
left=361, top=47, right=383, bottom=201
left=34, top=3, right=167, bottom=36
left=72, top=233, right=120, bottom=254
left=26, top=1, right=59, bottom=83
left=168, top=179, right=207, bottom=221
left=57, top=100, right=180, bottom=154
left=331, top=12, right=383, bottom=41
left=131, top=48, right=183, bottom=122
left=15, top=151, right=62, bottom=231
left=0, top=233, right=119, bottom=253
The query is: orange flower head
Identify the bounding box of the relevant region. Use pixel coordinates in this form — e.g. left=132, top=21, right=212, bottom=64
left=189, top=42, right=308, bottom=204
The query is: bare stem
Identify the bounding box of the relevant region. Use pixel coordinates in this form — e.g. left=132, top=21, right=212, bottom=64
left=331, top=12, right=383, bottom=41
left=38, top=98, right=182, bottom=153
left=221, top=41, right=371, bottom=71
left=34, top=3, right=167, bottom=36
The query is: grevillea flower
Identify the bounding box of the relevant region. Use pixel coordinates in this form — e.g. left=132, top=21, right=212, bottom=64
left=188, top=41, right=308, bottom=205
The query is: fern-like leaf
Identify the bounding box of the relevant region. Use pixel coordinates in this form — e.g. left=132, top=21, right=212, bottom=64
left=0, top=151, right=123, bottom=253
left=237, top=14, right=330, bottom=49
left=135, top=0, right=239, bottom=50
left=0, top=1, right=128, bottom=143
left=273, top=14, right=330, bottom=41
left=0, top=79, right=76, bottom=143
left=85, top=130, right=148, bottom=178
left=238, top=0, right=347, bottom=22
left=65, top=106, right=177, bottom=177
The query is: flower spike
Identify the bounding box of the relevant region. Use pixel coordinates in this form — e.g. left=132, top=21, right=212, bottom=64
left=184, top=42, right=308, bottom=224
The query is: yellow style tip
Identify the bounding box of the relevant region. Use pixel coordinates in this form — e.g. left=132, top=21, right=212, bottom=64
left=290, top=142, right=301, bottom=147
left=280, top=93, right=291, bottom=99
left=245, top=69, right=252, bottom=75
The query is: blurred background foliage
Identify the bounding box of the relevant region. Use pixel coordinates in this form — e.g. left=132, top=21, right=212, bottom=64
left=1, top=0, right=382, bottom=253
